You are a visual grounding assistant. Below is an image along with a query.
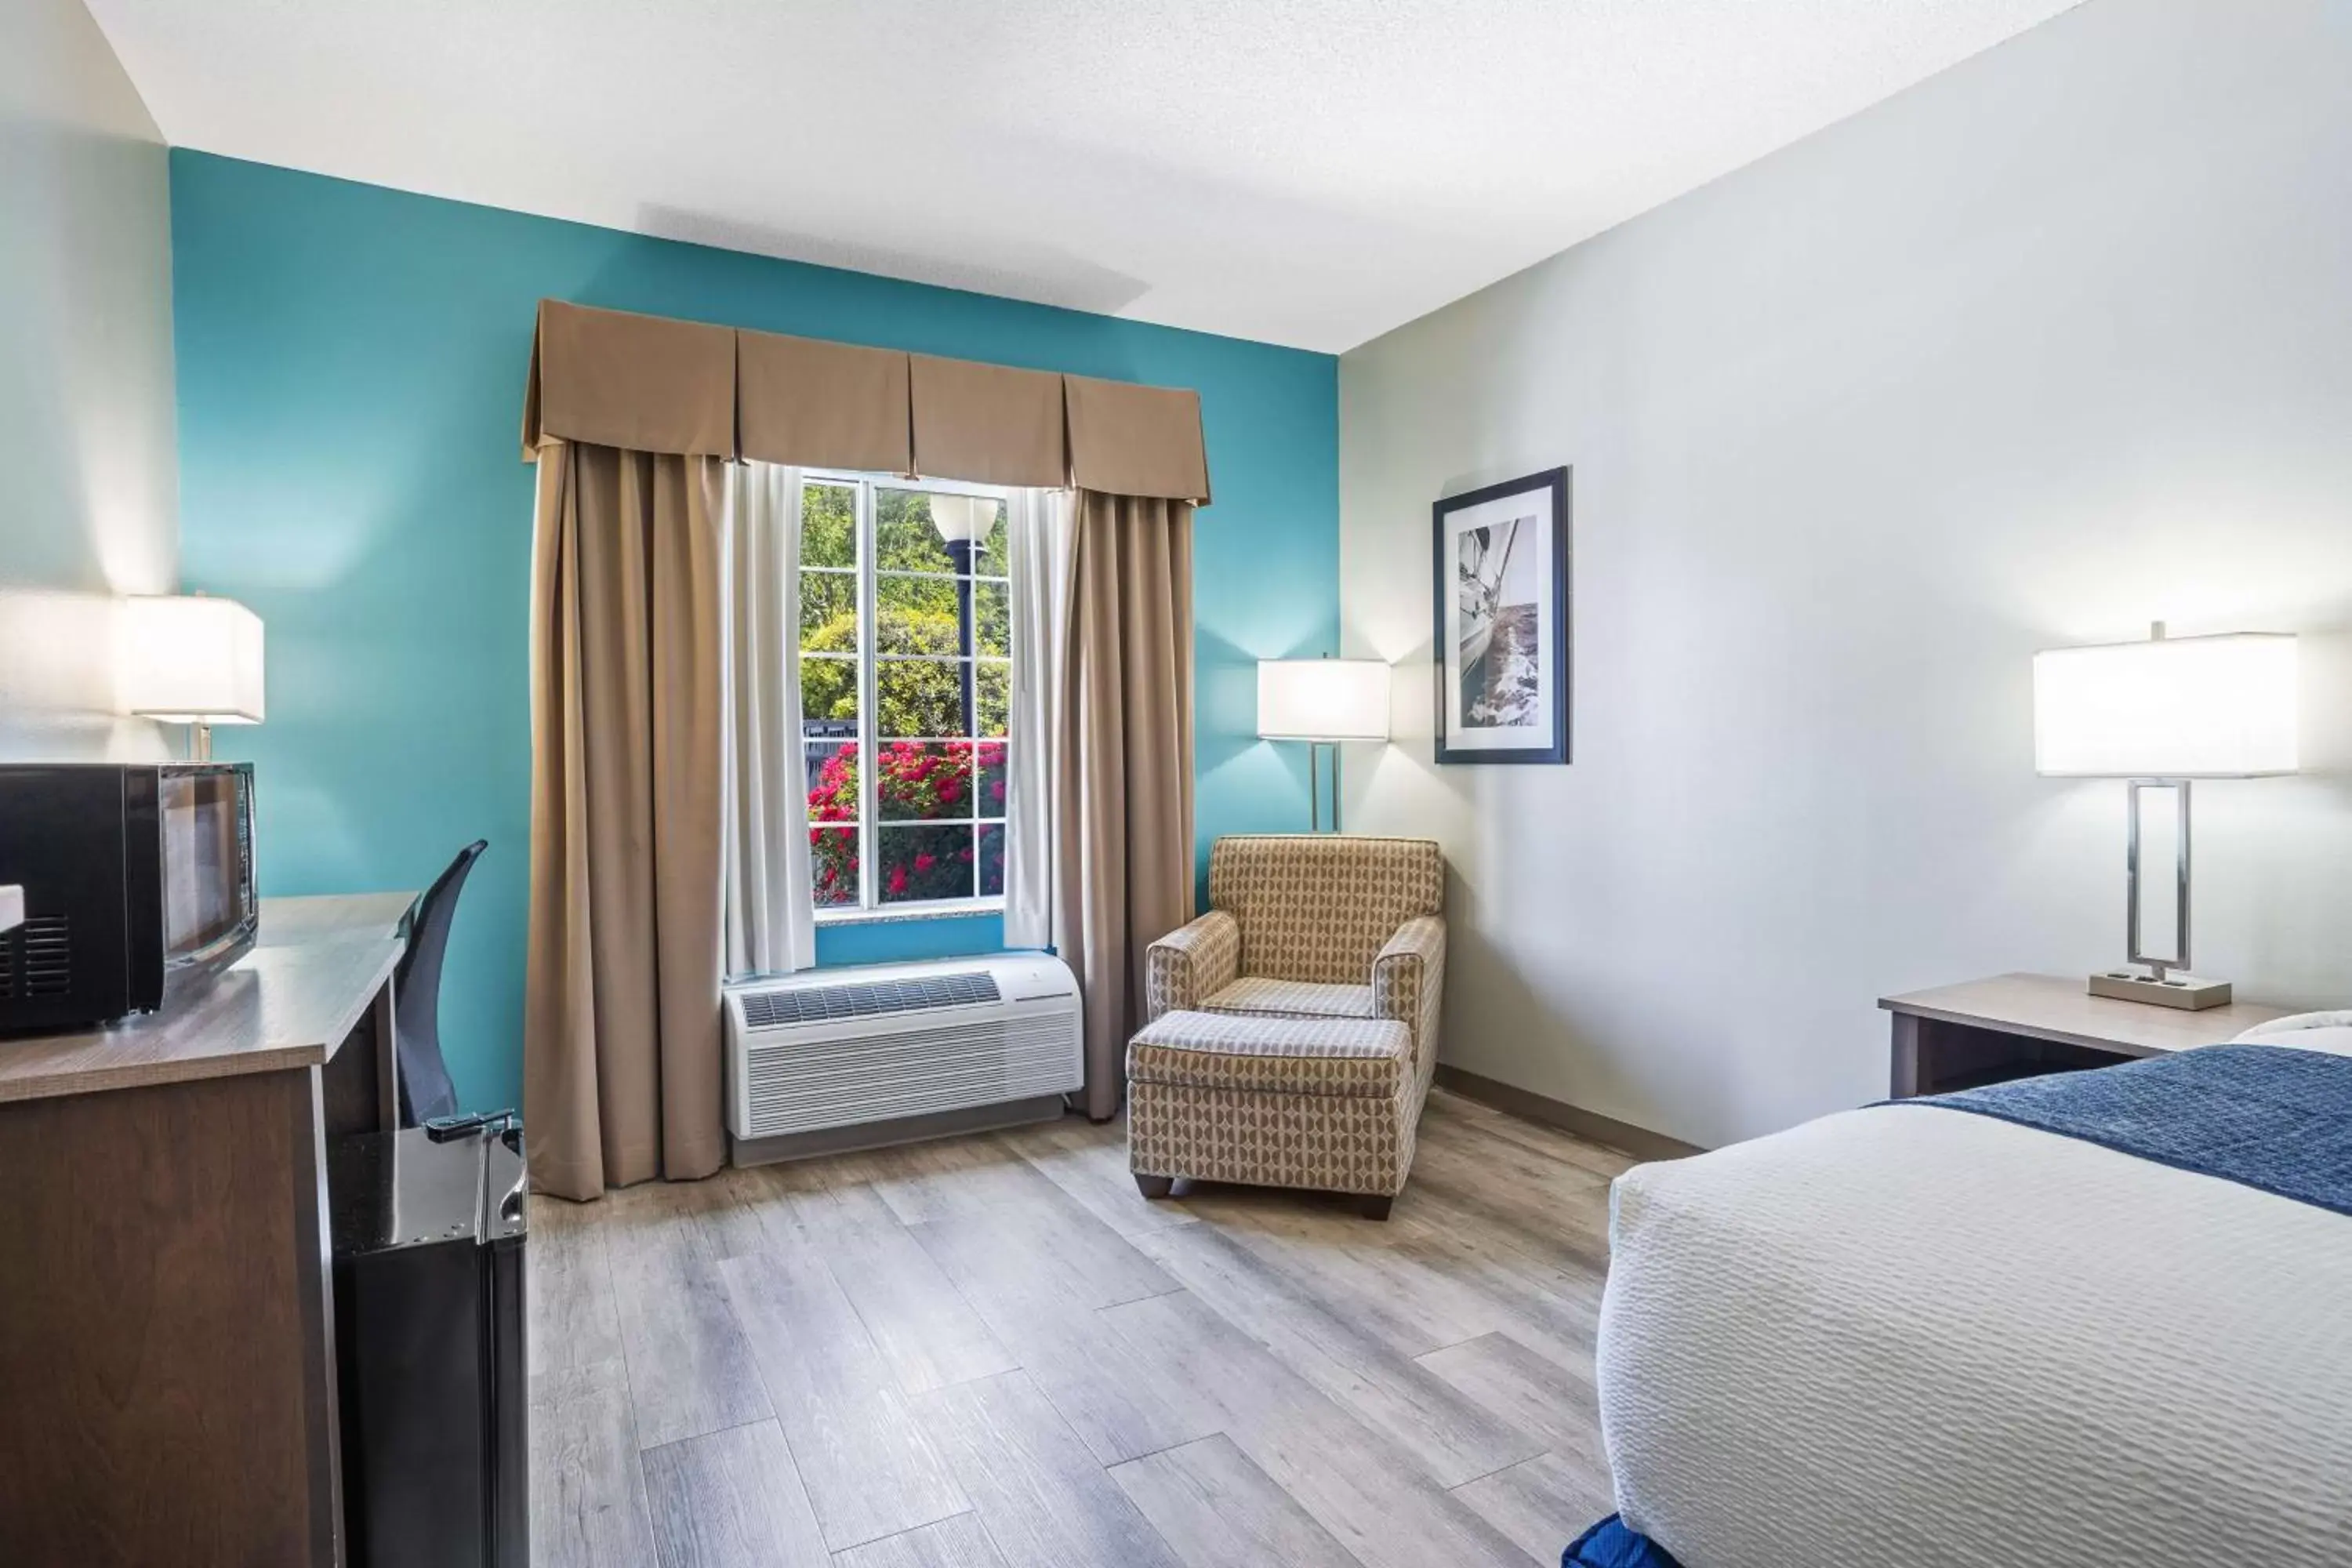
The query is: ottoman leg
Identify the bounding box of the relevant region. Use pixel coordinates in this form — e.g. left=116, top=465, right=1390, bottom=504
left=1134, top=1173, right=1175, bottom=1200
left=1356, top=1193, right=1395, bottom=1221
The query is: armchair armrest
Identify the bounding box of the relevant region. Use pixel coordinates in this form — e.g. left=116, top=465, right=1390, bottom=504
left=1145, top=910, right=1241, bottom=1021
left=1374, top=915, right=1447, bottom=1066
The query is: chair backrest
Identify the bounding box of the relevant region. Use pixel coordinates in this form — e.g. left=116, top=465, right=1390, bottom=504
left=393, top=840, right=487, bottom=1126
left=1209, top=835, right=1444, bottom=985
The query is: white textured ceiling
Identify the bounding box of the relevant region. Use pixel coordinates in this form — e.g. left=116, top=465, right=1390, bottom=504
left=88, top=0, right=2082, bottom=351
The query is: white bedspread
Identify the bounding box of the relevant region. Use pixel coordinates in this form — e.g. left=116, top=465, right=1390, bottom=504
left=1599, top=1033, right=2352, bottom=1566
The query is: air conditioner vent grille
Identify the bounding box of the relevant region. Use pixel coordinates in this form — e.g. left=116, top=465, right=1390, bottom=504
left=741, top=1014, right=1080, bottom=1138
left=739, top=971, right=1000, bottom=1029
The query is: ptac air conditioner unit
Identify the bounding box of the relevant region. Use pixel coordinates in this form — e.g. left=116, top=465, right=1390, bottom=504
left=724, top=953, right=1081, bottom=1161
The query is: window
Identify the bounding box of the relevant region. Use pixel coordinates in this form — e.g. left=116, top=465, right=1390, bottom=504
left=800, top=474, right=1011, bottom=915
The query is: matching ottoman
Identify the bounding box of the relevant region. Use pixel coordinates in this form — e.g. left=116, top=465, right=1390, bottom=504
left=1125, top=1009, right=1417, bottom=1220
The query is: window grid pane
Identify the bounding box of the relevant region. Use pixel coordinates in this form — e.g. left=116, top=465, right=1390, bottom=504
left=809, top=825, right=860, bottom=907
left=876, top=822, right=979, bottom=903
left=800, top=481, right=858, bottom=570
left=877, top=739, right=976, bottom=822
left=803, top=568, right=859, bottom=648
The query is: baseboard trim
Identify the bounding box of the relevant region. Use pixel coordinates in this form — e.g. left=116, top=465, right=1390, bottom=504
left=730, top=1094, right=1065, bottom=1167
left=1433, top=1065, right=1704, bottom=1162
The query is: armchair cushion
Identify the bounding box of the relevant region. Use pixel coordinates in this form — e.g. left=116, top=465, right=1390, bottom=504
left=1127, top=1011, right=1409, bottom=1098
left=1202, top=977, right=1374, bottom=1022
left=1145, top=909, right=1240, bottom=1019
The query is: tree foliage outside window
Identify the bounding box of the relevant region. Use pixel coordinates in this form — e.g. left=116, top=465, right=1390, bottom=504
left=800, top=477, right=1011, bottom=910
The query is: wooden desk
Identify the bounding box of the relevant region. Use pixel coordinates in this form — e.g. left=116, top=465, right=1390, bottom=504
left=258, top=890, right=417, bottom=949
left=0, top=891, right=414, bottom=1568
left=1879, top=972, right=2290, bottom=1098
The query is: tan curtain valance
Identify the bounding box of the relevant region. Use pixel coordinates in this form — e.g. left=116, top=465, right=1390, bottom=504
left=908, top=354, right=1069, bottom=489
left=738, top=328, right=911, bottom=474
left=1065, top=374, right=1211, bottom=503
left=521, top=300, right=737, bottom=459
left=521, top=299, right=1210, bottom=502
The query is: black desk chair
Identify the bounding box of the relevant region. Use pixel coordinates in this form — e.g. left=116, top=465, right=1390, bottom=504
left=394, top=840, right=486, bottom=1127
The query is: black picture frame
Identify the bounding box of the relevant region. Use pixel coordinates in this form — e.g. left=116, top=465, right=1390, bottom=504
left=1432, top=466, right=1571, bottom=765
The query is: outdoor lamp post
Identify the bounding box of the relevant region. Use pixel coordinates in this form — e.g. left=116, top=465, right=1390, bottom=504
left=930, top=494, right=993, bottom=738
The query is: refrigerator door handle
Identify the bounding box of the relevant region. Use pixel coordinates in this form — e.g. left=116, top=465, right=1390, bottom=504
left=496, top=1168, right=527, bottom=1230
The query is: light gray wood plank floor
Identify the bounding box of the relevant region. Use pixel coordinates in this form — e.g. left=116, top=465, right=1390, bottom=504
left=641, top=1421, right=830, bottom=1568
left=529, top=1087, right=1625, bottom=1568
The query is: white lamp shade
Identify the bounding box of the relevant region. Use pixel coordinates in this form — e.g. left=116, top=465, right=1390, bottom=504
left=2033, top=631, right=2296, bottom=778
left=928, top=493, right=995, bottom=546
left=1258, top=659, right=1390, bottom=742
left=119, top=594, right=266, bottom=724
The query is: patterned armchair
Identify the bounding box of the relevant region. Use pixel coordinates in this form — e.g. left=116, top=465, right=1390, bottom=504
left=1131, top=837, right=1447, bottom=1214
left=1147, top=834, right=1448, bottom=1072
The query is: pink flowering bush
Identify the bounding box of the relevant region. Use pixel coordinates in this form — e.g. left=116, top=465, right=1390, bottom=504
left=806, top=738, right=1008, bottom=904
left=807, top=742, right=861, bottom=906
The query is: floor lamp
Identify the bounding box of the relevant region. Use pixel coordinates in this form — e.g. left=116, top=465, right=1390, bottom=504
left=2033, top=623, right=2299, bottom=1009
left=1258, top=659, right=1390, bottom=832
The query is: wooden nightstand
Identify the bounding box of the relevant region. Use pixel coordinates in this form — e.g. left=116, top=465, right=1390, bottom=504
left=1878, top=973, right=2291, bottom=1098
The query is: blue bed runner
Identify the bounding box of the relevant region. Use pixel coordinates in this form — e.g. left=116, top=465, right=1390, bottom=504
left=1886, top=1042, right=2352, bottom=1218
left=1563, top=1515, right=1682, bottom=1567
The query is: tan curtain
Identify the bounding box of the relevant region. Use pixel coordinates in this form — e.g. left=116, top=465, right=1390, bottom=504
left=525, top=441, right=728, bottom=1200
left=1054, top=490, right=1197, bottom=1118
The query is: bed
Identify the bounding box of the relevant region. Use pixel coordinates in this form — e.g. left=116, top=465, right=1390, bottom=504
left=1579, top=1013, right=2352, bottom=1567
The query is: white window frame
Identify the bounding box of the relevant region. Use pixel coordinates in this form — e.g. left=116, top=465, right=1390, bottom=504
left=804, top=469, right=1012, bottom=923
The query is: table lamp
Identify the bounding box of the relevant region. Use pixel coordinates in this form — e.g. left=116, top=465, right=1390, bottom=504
left=119, top=593, right=267, bottom=760
left=1258, top=658, right=1390, bottom=832
left=2033, top=622, right=2298, bottom=1009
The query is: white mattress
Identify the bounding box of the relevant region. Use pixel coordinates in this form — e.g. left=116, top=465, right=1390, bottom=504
left=1598, top=1029, right=2352, bottom=1566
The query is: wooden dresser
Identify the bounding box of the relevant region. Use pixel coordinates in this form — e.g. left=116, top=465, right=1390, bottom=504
left=0, top=891, right=415, bottom=1567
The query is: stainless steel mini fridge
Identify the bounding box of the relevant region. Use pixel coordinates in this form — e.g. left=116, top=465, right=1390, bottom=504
left=329, top=1117, right=528, bottom=1568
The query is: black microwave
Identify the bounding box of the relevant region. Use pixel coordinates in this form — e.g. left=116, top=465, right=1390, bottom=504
left=0, top=763, right=260, bottom=1031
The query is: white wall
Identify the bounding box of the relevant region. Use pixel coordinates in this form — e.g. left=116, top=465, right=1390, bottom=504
left=1339, top=0, right=2352, bottom=1149
left=0, top=0, right=177, bottom=759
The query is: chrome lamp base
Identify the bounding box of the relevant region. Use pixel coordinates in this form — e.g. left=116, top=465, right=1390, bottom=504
left=2091, top=776, right=2230, bottom=1011
left=2088, top=969, right=2233, bottom=1011
left=1305, top=740, right=1341, bottom=833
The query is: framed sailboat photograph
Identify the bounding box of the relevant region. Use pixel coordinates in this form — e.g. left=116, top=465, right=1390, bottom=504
left=1432, top=467, right=1570, bottom=764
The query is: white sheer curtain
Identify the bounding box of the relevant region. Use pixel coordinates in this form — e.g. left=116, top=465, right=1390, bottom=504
left=723, top=461, right=817, bottom=977
left=1003, top=487, right=1073, bottom=949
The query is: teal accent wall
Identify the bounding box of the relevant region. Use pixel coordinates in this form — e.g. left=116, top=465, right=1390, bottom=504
left=171, top=151, right=1338, bottom=1114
